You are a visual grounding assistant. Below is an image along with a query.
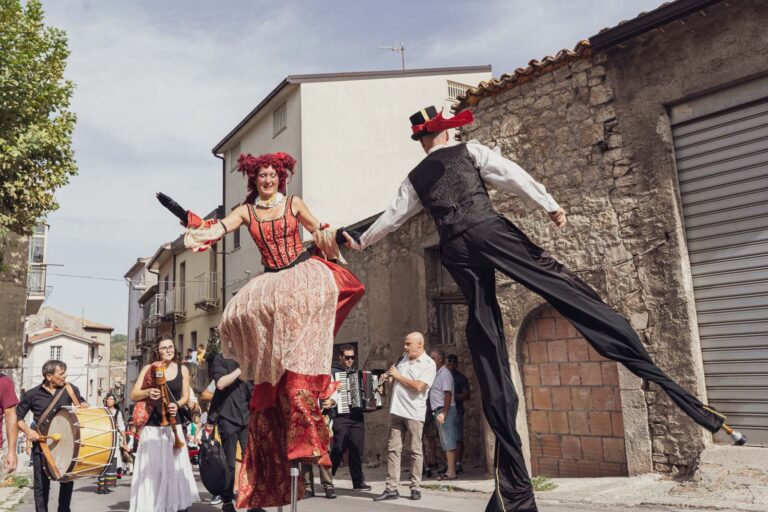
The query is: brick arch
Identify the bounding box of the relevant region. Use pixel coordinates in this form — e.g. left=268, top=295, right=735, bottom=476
left=520, top=305, right=628, bottom=477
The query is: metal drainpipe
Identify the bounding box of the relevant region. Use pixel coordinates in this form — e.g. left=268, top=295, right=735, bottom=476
left=213, top=152, right=226, bottom=313
left=146, top=265, right=160, bottom=366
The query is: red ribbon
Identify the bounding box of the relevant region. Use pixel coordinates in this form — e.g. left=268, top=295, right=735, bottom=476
left=411, top=109, right=474, bottom=136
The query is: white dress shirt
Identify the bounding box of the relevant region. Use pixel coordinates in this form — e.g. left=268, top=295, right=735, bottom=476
left=359, top=142, right=560, bottom=249
left=389, top=352, right=437, bottom=422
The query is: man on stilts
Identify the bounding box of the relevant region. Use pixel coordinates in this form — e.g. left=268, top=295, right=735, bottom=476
left=344, top=105, right=744, bottom=512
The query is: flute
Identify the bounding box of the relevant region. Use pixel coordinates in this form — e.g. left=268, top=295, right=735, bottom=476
left=154, top=363, right=185, bottom=450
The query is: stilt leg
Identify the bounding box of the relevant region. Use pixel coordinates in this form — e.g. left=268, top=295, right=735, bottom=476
left=290, top=462, right=300, bottom=512
left=722, top=423, right=747, bottom=445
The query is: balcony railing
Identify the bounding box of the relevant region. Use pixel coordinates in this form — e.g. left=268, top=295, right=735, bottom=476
left=165, top=286, right=186, bottom=318
left=27, top=265, right=47, bottom=296
left=142, top=293, right=167, bottom=324
left=194, top=272, right=220, bottom=311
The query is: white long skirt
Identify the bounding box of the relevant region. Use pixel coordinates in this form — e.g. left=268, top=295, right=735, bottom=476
left=129, top=425, right=200, bottom=512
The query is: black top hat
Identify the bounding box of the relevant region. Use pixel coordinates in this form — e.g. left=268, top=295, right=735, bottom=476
left=409, top=106, right=439, bottom=140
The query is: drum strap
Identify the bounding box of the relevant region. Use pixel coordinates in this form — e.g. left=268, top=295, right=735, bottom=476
left=36, top=386, right=66, bottom=480
left=64, top=384, right=80, bottom=407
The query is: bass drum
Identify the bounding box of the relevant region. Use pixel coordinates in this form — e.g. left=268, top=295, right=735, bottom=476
left=43, top=406, right=118, bottom=482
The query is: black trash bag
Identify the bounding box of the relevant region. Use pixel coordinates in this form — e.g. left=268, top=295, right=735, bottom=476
left=198, top=434, right=230, bottom=497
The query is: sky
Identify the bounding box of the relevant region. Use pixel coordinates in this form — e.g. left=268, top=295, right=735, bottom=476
left=37, top=0, right=664, bottom=334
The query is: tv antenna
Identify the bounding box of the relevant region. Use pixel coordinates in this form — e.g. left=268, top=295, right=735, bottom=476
left=378, top=41, right=405, bottom=70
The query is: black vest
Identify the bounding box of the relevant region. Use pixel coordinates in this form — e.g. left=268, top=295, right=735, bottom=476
left=408, top=144, right=497, bottom=243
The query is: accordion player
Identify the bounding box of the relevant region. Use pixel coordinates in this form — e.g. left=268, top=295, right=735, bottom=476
left=332, top=370, right=383, bottom=415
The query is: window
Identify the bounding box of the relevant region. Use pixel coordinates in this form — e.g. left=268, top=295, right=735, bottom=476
left=178, top=334, right=184, bottom=352
left=273, top=102, right=287, bottom=137
left=447, top=80, right=471, bottom=100
left=229, top=142, right=241, bottom=173
left=99, top=378, right=104, bottom=389
left=191, top=331, right=197, bottom=347
left=50, top=345, right=62, bottom=360
left=426, top=247, right=464, bottom=346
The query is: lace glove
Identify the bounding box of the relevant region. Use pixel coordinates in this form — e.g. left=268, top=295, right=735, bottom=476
left=184, top=211, right=226, bottom=253
left=313, top=224, right=347, bottom=264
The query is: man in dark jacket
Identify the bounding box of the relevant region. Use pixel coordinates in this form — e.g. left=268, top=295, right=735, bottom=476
left=329, top=344, right=371, bottom=491
left=17, top=360, right=86, bottom=512
left=346, top=105, right=736, bottom=512
left=207, top=353, right=253, bottom=512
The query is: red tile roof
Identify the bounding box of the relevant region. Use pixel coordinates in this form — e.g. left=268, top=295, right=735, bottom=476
left=454, top=40, right=591, bottom=109
left=27, top=328, right=103, bottom=345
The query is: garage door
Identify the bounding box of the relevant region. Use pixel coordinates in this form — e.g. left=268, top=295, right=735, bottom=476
left=671, top=80, right=768, bottom=445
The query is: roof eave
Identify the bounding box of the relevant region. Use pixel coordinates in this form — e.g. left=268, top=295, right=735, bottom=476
left=588, top=0, right=724, bottom=51
left=211, top=78, right=293, bottom=155
left=211, top=65, right=493, bottom=156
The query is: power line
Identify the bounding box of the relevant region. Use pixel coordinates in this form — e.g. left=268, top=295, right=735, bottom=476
left=47, top=272, right=250, bottom=286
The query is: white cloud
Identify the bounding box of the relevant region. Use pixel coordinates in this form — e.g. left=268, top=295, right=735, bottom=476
left=37, top=0, right=665, bottom=331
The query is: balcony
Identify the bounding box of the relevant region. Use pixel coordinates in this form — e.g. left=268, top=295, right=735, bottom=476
left=142, top=293, right=168, bottom=325
left=165, top=286, right=186, bottom=319
left=194, top=272, right=220, bottom=311
left=26, top=265, right=48, bottom=314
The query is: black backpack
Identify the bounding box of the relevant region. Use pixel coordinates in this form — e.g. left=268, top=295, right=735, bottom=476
left=198, top=431, right=230, bottom=497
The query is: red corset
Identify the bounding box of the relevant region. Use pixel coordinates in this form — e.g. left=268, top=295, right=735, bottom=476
left=247, top=197, right=306, bottom=270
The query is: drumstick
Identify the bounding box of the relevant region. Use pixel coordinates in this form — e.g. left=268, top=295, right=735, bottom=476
left=40, top=433, right=63, bottom=442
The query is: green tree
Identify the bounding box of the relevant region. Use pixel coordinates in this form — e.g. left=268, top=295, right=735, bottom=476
left=0, top=0, right=77, bottom=235
left=111, top=333, right=127, bottom=362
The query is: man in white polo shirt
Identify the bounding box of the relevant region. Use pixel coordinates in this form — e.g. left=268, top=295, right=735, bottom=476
left=374, top=332, right=436, bottom=502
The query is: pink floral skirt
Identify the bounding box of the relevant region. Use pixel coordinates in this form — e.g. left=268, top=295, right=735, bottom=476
left=218, top=255, right=364, bottom=508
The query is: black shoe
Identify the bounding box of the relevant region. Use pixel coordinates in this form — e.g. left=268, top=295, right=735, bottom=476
left=373, top=489, right=399, bottom=501
left=411, top=489, right=421, bottom=500
left=221, top=502, right=236, bottom=512
left=456, top=463, right=464, bottom=475
left=303, top=488, right=314, bottom=499
left=354, top=483, right=372, bottom=491
left=424, top=467, right=433, bottom=478
left=324, top=487, right=337, bottom=499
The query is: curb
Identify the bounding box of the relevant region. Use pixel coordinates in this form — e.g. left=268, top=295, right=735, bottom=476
left=0, top=486, right=30, bottom=512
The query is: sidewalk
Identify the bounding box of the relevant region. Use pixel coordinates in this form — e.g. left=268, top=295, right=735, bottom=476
left=331, top=445, right=768, bottom=512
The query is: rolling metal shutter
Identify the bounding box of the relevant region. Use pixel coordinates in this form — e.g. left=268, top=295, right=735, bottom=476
left=672, top=90, right=768, bottom=445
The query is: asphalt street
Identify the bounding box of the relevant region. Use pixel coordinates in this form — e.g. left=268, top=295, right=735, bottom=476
left=14, top=470, right=730, bottom=512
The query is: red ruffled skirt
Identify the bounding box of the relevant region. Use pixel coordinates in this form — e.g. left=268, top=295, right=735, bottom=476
left=219, top=255, right=364, bottom=509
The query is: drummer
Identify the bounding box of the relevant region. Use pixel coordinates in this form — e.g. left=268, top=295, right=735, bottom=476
left=17, top=359, right=86, bottom=512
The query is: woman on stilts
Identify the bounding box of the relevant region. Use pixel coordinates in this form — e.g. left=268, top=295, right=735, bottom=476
left=179, top=151, right=364, bottom=510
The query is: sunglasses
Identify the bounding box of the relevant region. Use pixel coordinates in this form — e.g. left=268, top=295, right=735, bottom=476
left=343, top=355, right=355, bottom=361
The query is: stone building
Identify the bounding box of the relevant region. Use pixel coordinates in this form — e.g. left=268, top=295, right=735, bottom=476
left=338, top=0, right=768, bottom=478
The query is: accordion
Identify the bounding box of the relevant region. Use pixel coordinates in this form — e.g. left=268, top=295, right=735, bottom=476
left=332, top=370, right=383, bottom=414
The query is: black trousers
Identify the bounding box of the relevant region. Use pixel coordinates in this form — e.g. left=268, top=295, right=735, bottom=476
left=220, top=422, right=249, bottom=503
left=32, top=444, right=74, bottom=512
left=330, top=416, right=365, bottom=486
left=441, top=216, right=725, bottom=512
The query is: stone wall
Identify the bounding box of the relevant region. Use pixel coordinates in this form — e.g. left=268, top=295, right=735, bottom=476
left=337, top=214, right=494, bottom=473
left=457, top=0, right=768, bottom=476
left=596, top=0, right=768, bottom=473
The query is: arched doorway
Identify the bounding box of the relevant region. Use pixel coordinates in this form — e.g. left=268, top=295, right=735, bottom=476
left=521, top=305, right=628, bottom=477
